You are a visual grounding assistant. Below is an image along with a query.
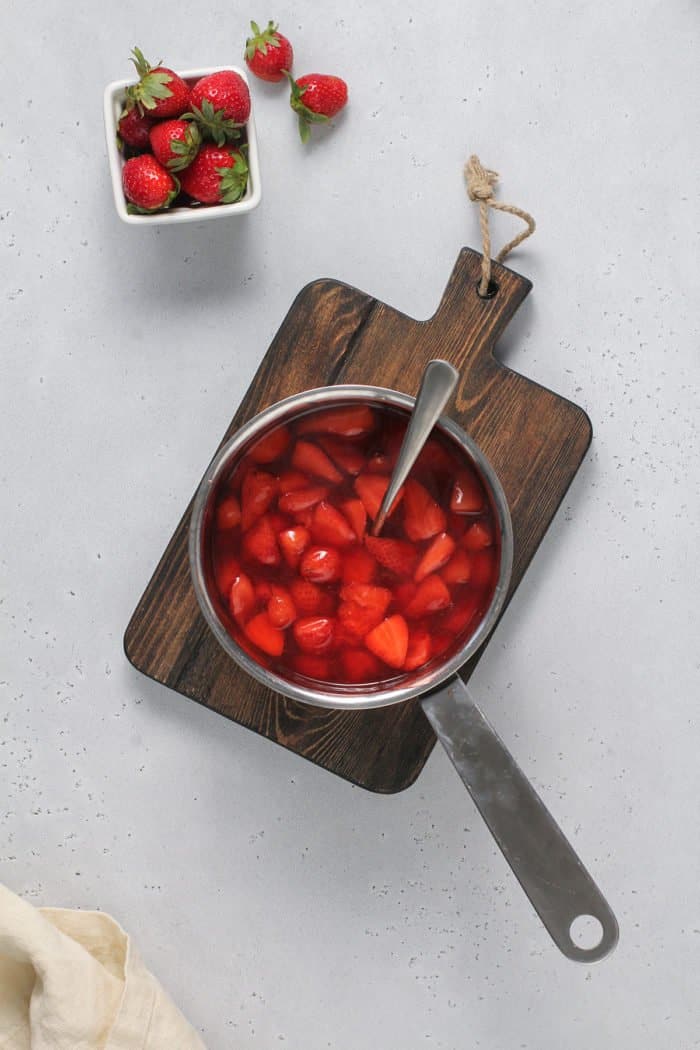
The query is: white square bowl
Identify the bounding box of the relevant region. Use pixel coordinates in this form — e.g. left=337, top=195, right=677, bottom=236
left=103, top=65, right=262, bottom=225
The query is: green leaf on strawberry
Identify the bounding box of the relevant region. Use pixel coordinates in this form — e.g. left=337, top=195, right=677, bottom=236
left=284, top=71, right=329, bottom=144
left=184, top=97, right=242, bottom=148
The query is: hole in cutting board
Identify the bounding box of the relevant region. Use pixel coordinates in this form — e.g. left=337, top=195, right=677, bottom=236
left=476, top=279, right=499, bottom=300
left=569, top=914, right=604, bottom=950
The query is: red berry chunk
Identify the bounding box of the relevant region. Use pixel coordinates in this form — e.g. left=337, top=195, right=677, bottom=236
left=207, top=401, right=500, bottom=686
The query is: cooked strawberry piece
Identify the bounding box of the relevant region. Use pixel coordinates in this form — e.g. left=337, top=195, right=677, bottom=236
left=414, top=532, right=456, bottom=582
left=364, top=536, right=418, bottom=576
left=297, top=405, right=376, bottom=439
left=364, top=614, right=409, bottom=669
left=291, top=440, right=343, bottom=483
left=292, top=653, right=333, bottom=680
left=450, top=471, right=484, bottom=514
left=216, top=496, right=241, bottom=530
left=404, top=574, right=451, bottom=618
left=354, top=474, right=403, bottom=520
left=242, top=515, right=280, bottom=566
left=440, top=548, right=473, bottom=586
left=229, top=572, right=255, bottom=622
left=278, top=526, right=311, bottom=569
left=402, top=479, right=446, bottom=541
left=392, top=579, right=417, bottom=613
left=316, top=436, right=366, bottom=475
left=340, top=499, right=367, bottom=541
left=241, top=470, right=277, bottom=530
left=290, top=578, right=335, bottom=616
left=340, top=545, right=377, bottom=585
left=248, top=424, right=291, bottom=464
left=244, top=612, right=285, bottom=657
left=299, top=545, right=342, bottom=584
left=416, top=438, right=453, bottom=473
left=277, top=470, right=309, bottom=493
left=293, top=616, right=335, bottom=653
left=470, top=550, right=497, bottom=589
left=462, top=521, right=494, bottom=550
left=267, top=584, right=297, bottom=628
left=367, top=452, right=394, bottom=474
left=311, top=501, right=357, bottom=547
left=340, top=648, right=383, bottom=683
left=403, top=628, right=432, bottom=671
left=294, top=507, right=315, bottom=529
left=338, top=583, right=392, bottom=638
left=214, top=554, right=241, bottom=597
left=441, top=593, right=481, bottom=635
left=278, top=485, right=329, bottom=515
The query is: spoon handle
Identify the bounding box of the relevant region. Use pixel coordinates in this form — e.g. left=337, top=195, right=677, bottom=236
left=371, top=359, right=459, bottom=536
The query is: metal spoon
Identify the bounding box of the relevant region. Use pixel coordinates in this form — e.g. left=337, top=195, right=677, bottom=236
left=371, top=359, right=459, bottom=536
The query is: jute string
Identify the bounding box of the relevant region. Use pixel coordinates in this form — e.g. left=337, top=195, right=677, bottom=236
left=465, top=155, right=536, bottom=296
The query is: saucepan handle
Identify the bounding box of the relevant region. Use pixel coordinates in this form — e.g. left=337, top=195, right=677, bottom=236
left=421, top=677, right=619, bottom=962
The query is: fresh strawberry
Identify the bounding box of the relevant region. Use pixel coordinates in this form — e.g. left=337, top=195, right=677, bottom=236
left=149, top=119, right=201, bottom=172
left=404, top=574, right=451, bottom=618
left=117, top=106, right=153, bottom=150
left=278, top=525, right=311, bottom=569
left=291, top=440, right=343, bottom=483
left=267, top=584, right=297, bottom=628
left=340, top=545, right=376, bottom=585
left=241, top=470, right=277, bottom=530
left=179, top=144, right=248, bottom=205
left=289, top=578, right=333, bottom=616
left=297, top=405, right=373, bottom=438
left=402, top=479, right=446, bottom=541
left=299, top=546, right=342, bottom=584
left=316, top=436, right=366, bottom=475
left=470, top=550, right=497, bottom=589
left=278, top=485, right=328, bottom=515
left=414, top=532, right=456, bottom=582
left=245, top=20, right=294, bottom=82
left=292, top=653, right=332, bottom=680
left=244, top=611, right=285, bottom=656
left=462, top=521, right=494, bottom=550
left=286, top=72, right=348, bottom=143
left=311, top=501, right=357, bottom=547
left=216, top=496, right=241, bottom=530
left=242, top=515, right=280, bottom=565
left=364, top=536, right=417, bottom=576
left=229, top=572, right=255, bottom=622
left=187, top=70, right=250, bottom=145
left=249, top=424, right=291, bottom=464
left=450, top=471, right=484, bottom=514
left=354, top=474, right=402, bottom=521
left=126, top=48, right=191, bottom=118
left=440, top=548, right=473, bottom=586
left=340, top=648, right=383, bottom=683
left=364, top=614, right=409, bottom=669
left=293, top=616, right=335, bottom=653
left=121, top=154, right=179, bottom=213
left=340, top=499, right=366, bottom=541
left=403, top=628, right=432, bottom=671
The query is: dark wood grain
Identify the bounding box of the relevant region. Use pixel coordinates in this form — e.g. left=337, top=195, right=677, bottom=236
left=124, top=249, right=591, bottom=793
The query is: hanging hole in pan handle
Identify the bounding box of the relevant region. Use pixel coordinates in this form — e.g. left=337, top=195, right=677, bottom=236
left=476, top=279, right=499, bottom=300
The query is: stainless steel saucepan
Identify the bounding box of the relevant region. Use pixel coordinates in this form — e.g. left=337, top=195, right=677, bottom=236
left=189, top=385, right=618, bottom=963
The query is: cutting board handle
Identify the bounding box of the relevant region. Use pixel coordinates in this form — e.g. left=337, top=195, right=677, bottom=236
left=425, top=248, right=532, bottom=370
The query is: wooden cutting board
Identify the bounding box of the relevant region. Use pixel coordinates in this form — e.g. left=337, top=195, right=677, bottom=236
left=124, top=248, right=591, bottom=792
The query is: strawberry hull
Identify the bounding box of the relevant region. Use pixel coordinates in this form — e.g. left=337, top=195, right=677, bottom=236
left=191, top=393, right=509, bottom=702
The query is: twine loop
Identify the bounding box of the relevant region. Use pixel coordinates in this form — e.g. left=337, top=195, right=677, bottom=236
left=465, top=154, right=536, bottom=296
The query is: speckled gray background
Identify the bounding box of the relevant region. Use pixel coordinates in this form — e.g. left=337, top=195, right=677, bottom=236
left=2, top=1, right=699, bottom=1047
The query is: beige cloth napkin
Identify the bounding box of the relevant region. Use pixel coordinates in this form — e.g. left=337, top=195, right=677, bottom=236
left=0, top=884, right=206, bottom=1049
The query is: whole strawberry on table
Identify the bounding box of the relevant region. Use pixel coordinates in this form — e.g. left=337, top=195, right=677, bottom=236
left=116, top=47, right=251, bottom=215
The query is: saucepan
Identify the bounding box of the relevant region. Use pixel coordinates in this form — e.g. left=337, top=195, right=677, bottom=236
left=188, top=383, right=618, bottom=962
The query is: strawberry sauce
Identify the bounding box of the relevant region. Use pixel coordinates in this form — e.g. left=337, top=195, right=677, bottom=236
left=207, top=402, right=500, bottom=687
